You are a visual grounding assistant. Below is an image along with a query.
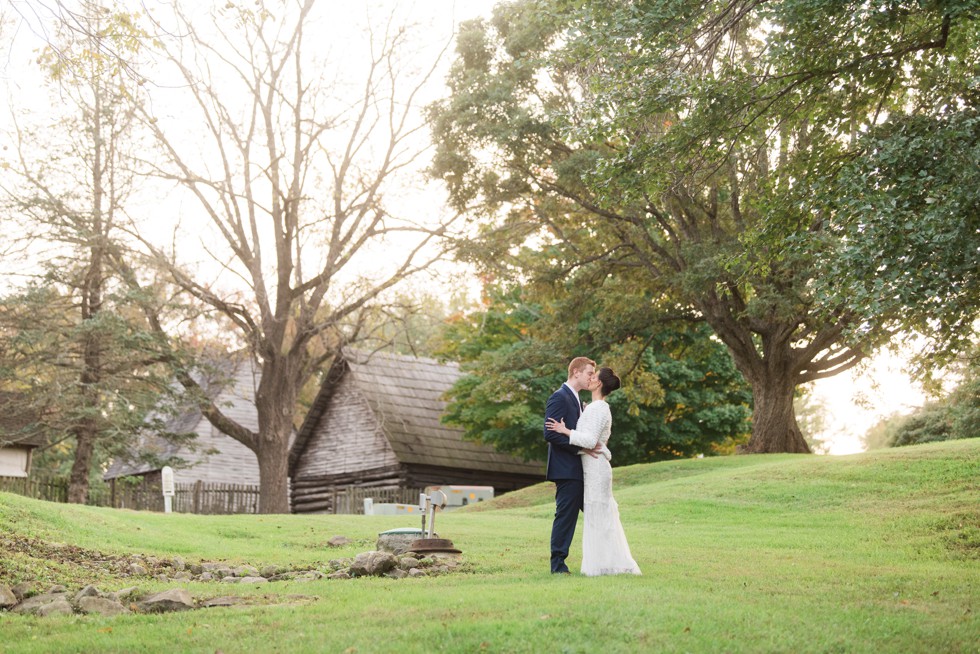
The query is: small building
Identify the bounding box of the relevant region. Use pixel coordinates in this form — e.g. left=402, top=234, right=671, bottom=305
left=103, top=355, right=263, bottom=488
left=289, top=350, right=545, bottom=514
left=0, top=392, right=45, bottom=478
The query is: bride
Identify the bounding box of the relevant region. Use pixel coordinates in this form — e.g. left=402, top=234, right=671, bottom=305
left=546, top=367, right=641, bottom=577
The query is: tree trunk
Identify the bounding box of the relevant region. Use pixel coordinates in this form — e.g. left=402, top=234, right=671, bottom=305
left=741, top=374, right=811, bottom=454
left=254, top=367, right=297, bottom=513
left=68, top=424, right=97, bottom=504
left=256, top=431, right=292, bottom=513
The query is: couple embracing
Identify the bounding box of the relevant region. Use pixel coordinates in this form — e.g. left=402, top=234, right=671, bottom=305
left=544, top=356, right=641, bottom=577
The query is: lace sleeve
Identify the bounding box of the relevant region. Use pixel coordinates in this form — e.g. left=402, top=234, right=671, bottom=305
left=568, top=402, right=610, bottom=449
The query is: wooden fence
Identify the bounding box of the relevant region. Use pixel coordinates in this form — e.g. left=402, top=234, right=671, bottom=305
left=0, top=476, right=260, bottom=514
left=332, top=486, right=423, bottom=515
left=1, top=476, right=424, bottom=515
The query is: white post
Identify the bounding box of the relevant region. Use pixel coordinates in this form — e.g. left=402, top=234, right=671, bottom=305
left=161, top=466, right=175, bottom=514
left=363, top=497, right=373, bottom=515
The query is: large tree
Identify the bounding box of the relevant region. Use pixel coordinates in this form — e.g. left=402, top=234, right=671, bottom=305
left=428, top=0, right=979, bottom=454
left=0, top=0, right=177, bottom=502
left=124, top=1, right=459, bottom=512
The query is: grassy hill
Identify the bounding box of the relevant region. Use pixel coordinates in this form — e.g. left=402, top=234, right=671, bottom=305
left=1, top=440, right=977, bottom=653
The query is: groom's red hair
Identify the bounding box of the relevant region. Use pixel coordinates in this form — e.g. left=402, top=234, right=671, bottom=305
left=567, top=356, right=596, bottom=379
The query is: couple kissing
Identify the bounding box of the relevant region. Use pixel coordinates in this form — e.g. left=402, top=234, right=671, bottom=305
left=544, top=356, right=641, bottom=577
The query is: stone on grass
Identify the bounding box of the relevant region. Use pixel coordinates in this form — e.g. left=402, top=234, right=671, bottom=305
left=398, top=557, right=419, bottom=571
left=238, top=576, right=268, bottom=584
left=386, top=569, right=408, bottom=580
left=0, top=585, right=18, bottom=609
left=128, top=563, right=148, bottom=576
left=260, top=565, right=280, bottom=578
left=137, top=588, right=194, bottom=613
left=327, top=535, right=352, bottom=547
left=408, top=568, right=426, bottom=578
left=327, top=571, right=351, bottom=580
left=73, top=585, right=101, bottom=602
left=10, top=582, right=35, bottom=600
left=233, top=565, right=259, bottom=578
left=350, top=551, right=397, bottom=577
left=12, top=593, right=71, bottom=615
left=78, top=596, right=130, bottom=616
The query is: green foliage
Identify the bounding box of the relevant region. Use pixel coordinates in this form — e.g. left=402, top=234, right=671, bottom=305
left=429, top=1, right=980, bottom=456
left=0, top=283, right=188, bottom=478
left=435, top=282, right=751, bottom=464
left=887, top=351, right=980, bottom=447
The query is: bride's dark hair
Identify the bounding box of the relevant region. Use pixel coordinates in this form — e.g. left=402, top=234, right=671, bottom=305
left=597, top=367, right=621, bottom=396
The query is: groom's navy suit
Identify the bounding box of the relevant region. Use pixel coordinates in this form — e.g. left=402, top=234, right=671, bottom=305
left=544, top=383, right=585, bottom=573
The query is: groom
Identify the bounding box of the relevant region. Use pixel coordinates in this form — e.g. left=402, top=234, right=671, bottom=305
left=544, top=356, right=596, bottom=574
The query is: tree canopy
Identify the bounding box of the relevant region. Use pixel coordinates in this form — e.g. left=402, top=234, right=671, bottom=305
left=428, top=0, right=980, bottom=454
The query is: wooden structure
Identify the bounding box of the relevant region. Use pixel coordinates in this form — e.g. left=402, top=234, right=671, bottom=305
left=289, top=350, right=544, bottom=514
left=0, top=392, right=44, bottom=479
left=103, top=354, right=263, bottom=490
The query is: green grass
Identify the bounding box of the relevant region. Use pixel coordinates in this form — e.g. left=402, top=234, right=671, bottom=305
left=1, top=440, right=977, bottom=653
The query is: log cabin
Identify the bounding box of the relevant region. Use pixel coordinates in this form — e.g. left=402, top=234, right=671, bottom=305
left=103, top=354, right=263, bottom=488
left=289, top=350, right=545, bottom=514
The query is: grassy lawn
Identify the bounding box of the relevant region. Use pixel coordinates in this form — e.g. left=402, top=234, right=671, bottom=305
left=1, top=440, right=977, bottom=653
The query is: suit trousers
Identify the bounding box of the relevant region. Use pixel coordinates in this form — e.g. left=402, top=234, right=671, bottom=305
left=550, top=478, right=584, bottom=573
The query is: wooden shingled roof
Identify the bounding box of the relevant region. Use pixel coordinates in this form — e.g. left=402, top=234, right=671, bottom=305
left=293, top=350, right=544, bottom=476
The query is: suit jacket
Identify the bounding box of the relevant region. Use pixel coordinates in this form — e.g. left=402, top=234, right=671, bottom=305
left=544, top=384, right=585, bottom=481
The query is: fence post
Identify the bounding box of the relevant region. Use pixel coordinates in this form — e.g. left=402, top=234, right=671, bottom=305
left=193, top=480, right=202, bottom=514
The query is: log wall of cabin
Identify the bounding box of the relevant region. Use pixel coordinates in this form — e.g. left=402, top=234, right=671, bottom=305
left=291, top=378, right=399, bottom=512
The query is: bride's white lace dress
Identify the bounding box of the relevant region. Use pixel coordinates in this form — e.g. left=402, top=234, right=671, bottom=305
left=567, top=400, right=641, bottom=576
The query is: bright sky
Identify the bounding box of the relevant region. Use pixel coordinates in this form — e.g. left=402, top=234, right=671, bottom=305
left=808, top=349, right=926, bottom=455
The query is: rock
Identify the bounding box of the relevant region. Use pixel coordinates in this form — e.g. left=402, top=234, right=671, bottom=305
left=291, top=571, right=324, bottom=582
left=214, top=567, right=235, bottom=579
left=171, top=556, right=186, bottom=572
left=198, top=572, right=214, bottom=582
left=259, top=565, right=280, bottom=578
left=188, top=563, right=204, bottom=575
left=10, top=581, right=35, bottom=600
left=128, top=563, right=148, bottom=576
left=327, top=559, right=352, bottom=570
left=173, top=572, right=193, bottom=581
left=138, top=588, right=194, bottom=613
left=78, top=596, right=130, bottom=616
left=47, top=584, right=68, bottom=594
left=408, top=568, right=426, bottom=578
left=12, top=593, right=71, bottom=615
left=36, top=598, right=74, bottom=616
left=386, top=569, right=408, bottom=579
left=201, top=562, right=225, bottom=571
left=238, top=577, right=268, bottom=584
left=327, top=535, right=352, bottom=547
left=0, top=585, right=18, bottom=609
left=398, top=557, right=419, bottom=571
left=327, top=571, right=351, bottom=580
left=154, top=574, right=170, bottom=582
left=220, top=577, right=240, bottom=584
left=350, top=551, right=398, bottom=577
left=233, top=565, right=259, bottom=578
left=73, top=585, right=101, bottom=602
left=202, top=596, right=245, bottom=608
